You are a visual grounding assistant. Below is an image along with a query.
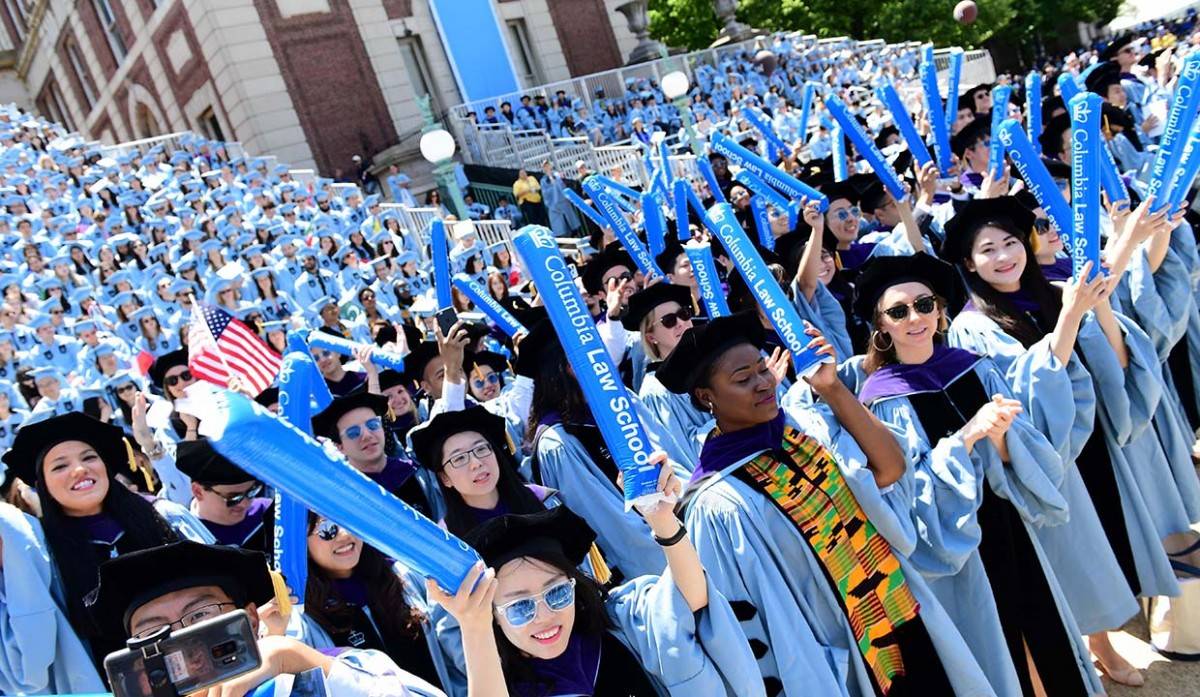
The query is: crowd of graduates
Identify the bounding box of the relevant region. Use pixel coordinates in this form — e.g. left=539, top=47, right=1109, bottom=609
left=4, top=10, right=1200, bottom=697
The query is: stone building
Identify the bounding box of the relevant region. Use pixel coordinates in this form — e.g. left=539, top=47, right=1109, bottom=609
left=1, top=0, right=647, bottom=184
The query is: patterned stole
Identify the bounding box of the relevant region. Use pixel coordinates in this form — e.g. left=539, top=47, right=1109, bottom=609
left=741, top=425, right=920, bottom=694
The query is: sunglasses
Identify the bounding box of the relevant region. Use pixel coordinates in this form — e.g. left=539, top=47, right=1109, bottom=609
left=164, top=370, right=194, bottom=387
left=831, top=206, right=861, bottom=222
left=205, top=482, right=263, bottom=508
left=341, top=417, right=382, bottom=441
left=1033, top=218, right=1052, bottom=234
left=116, top=383, right=137, bottom=394
left=494, top=578, right=576, bottom=627
left=443, top=442, right=494, bottom=469
left=313, top=519, right=341, bottom=541
left=882, top=295, right=938, bottom=321
left=471, top=373, right=500, bottom=390
left=605, top=271, right=633, bottom=285
left=657, top=307, right=693, bottom=329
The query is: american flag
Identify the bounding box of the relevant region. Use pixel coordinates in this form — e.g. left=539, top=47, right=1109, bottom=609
left=187, top=305, right=282, bottom=396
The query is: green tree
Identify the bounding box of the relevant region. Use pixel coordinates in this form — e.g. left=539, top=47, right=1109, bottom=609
left=648, top=0, right=1118, bottom=52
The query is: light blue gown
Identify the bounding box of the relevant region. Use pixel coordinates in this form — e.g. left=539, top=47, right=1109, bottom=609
left=683, top=398, right=995, bottom=697
left=949, top=308, right=1180, bottom=609
left=637, top=370, right=712, bottom=466
left=860, top=356, right=1100, bottom=696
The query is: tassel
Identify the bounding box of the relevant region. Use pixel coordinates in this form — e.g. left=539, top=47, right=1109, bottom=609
left=123, top=437, right=155, bottom=492
left=587, top=543, right=612, bottom=586
left=269, top=568, right=293, bottom=620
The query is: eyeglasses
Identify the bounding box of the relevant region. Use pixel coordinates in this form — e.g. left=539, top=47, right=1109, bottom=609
left=341, top=417, right=382, bottom=441
left=204, top=482, right=263, bottom=507
left=882, top=295, right=938, bottom=321
left=164, top=370, right=194, bottom=387
left=831, top=206, right=861, bottom=222
left=312, top=519, right=341, bottom=541
left=471, top=373, right=500, bottom=391
left=657, top=307, right=693, bottom=329
left=442, top=442, right=494, bottom=470
left=604, top=271, right=633, bottom=285
left=131, top=602, right=237, bottom=640
left=494, top=578, right=576, bottom=627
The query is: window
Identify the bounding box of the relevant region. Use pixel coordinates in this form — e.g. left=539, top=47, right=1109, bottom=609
left=398, top=36, right=440, bottom=113
left=92, top=0, right=127, bottom=62
left=198, top=106, right=225, bottom=142
left=135, top=102, right=161, bottom=138
left=64, top=39, right=96, bottom=112
left=506, top=19, right=544, bottom=87
left=3, top=0, right=26, bottom=41
left=38, top=77, right=75, bottom=131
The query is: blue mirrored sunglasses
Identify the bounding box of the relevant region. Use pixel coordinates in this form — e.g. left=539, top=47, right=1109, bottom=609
left=342, top=417, right=383, bottom=440
left=494, top=579, right=576, bottom=627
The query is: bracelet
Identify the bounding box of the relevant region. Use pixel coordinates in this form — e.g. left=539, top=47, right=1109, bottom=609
left=653, top=524, right=688, bottom=547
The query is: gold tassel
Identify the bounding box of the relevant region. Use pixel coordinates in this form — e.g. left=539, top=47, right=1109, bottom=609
left=123, top=437, right=154, bottom=492
left=587, top=543, right=612, bottom=586
left=269, top=568, right=294, bottom=620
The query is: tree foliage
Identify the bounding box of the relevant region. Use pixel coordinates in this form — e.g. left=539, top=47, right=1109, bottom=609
left=648, top=0, right=1121, bottom=52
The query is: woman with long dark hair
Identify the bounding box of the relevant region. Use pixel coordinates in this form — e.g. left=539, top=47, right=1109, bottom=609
left=0, top=413, right=211, bottom=677
left=410, top=406, right=548, bottom=537
left=852, top=252, right=1112, bottom=695
left=943, top=196, right=1180, bottom=685
left=657, top=313, right=992, bottom=696
left=430, top=501, right=762, bottom=697
left=298, top=511, right=458, bottom=692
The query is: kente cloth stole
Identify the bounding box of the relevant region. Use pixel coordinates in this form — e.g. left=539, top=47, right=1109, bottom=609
left=741, top=426, right=921, bottom=694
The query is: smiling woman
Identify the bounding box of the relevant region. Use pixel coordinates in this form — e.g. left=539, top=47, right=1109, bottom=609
left=1, top=412, right=212, bottom=678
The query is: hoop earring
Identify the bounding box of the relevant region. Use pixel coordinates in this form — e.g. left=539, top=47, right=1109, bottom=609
left=871, top=331, right=894, bottom=352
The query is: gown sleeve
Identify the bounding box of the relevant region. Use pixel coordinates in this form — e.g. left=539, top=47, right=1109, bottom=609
left=534, top=426, right=668, bottom=579
left=1076, top=311, right=1162, bottom=446
left=0, top=505, right=105, bottom=695
left=788, top=280, right=854, bottom=361
left=605, top=570, right=767, bottom=697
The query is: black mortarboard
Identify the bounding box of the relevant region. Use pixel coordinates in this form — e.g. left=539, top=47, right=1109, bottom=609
left=859, top=179, right=890, bottom=214
left=1100, top=33, right=1134, bottom=62
left=148, top=348, right=188, bottom=389
left=1085, top=61, right=1122, bottom=97
left=621, top=283, right=693, bottom=331
left=951, top=116, right=989, bottom=158
left=3, top=412, right=129, bottom=487
left=409, top=405, right=510, bottom=471
left=581, top=243, right=636, bottom=294
left=254, top=386, right=279, bottom=408
left=86, top=541, right=273, bottom=640
left=310, top=388, right=389, bottom=440
left=820, top=179, right=860, bottom=205
left=852, top=252, right=960, bottom=322
left=465, top=507, right=596, bottom=570
left=377, top=368, right=412, bottom=392
left=962, top=83, right=993, bottom=112
left=465, top=350, right=508, bottom=375
left=1040, top=95, right=1066, bottom=126
left=175, top=438, right=253, bottom=486
left=941, top=196, right=1037, bottom=264
left=657, top=312, right=765, bottom=394
left=402, top=341, right=441, bottom=384
left=1038, top=113, right=1072, bottom=159
left=655, top=240, right=687, bottom=275
left=511, top=316, right=563, bottom=379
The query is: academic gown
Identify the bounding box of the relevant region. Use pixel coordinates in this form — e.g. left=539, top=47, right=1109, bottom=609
left=199, top=497, right=273, bottom=551
left=682, top=397, right=994, bottom=697
left=948, top=307, right=1180, bottom=610
left=638, top=367, right=713, bottom=466
left=530, top=399, right=694, bottom=581
left=1110, top=247, right=1200, bottom=526
left=859, top=350, right=1097, bottom=696
left=0, top=504, right=106, bottom=695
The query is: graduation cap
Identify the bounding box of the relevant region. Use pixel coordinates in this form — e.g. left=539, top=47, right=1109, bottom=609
left=148, top=348, right=189, bottom=388
left=175, top=438, right=254, bottom=486
left=655, top=241, right=687, bottom=276
left=1038, top=113, right=1072, bottom=159
left=580, top=243, right=636, bottom=295
left=873, top=124, right=900, bottom=150
left=85, top=540, right=273, bottom=640
left=310, top=388, right=389, bottom=440
left=378, top=368, right=413, bottom=393
left=819, top=179, right=860, bottom=206
left=1099, top=33, right=1135, bottom=62
left=657, top=312, right=765, bottom=395
left=409, top=405, right=510, bottom=471
left=464, top=349, right=509, bottom=376
left=941, top=196, right=1036, bottom=264
left=402, top=341, right=441, bottom=385
left=951, top=116, right=989, bottom=158
left=464, top=507, right=596, bottom=570
left=851, top=252, right=959, bottom=322
left=2, top=412, right=129, bottom=488
left=621, top=283, right=692, bottom=332
left=1084, top=61, right=1122, bottom=97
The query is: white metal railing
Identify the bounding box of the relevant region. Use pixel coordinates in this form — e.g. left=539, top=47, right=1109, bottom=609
left=472, top=220, right=515, bottom=252
left=288, top=168, right=317, bottom=191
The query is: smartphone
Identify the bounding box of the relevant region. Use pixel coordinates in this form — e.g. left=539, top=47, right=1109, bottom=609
left=104, top=610, right=261, bottom=697
left=435, top=306, right=458, bottom=337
